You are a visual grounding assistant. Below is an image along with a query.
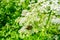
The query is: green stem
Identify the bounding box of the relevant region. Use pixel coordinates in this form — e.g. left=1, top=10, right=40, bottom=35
left=45, top=10, right=52, bottom=27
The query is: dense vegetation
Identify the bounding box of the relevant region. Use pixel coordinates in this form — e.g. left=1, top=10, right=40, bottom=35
left=0, top=0, right=60, bottom=40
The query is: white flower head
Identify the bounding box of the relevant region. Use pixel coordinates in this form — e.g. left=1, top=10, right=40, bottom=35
left=50, top=0, right=59, bottom=11
left=50, top=4, right=57, bottom=10
left=21, top=10, right=28, bottom=16
left=19, top=17, right=27, bottom=26
left=53, top=35, right=58, bottom=40
left=56, top=10, right=60, bottom=15
left=18, top=26, right=26, bottom=33
left=51, top=18, right=60, bottom=24
left=50, top=0, right=58, bottom=4
left=38, top=0, right=45, bottom=3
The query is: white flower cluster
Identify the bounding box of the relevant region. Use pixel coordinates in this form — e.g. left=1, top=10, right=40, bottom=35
left=19, top=8, right=40, bottom=26
left=17, top=0, right=60, bottom=38
left=51, top=18, right=60, bottom=24
left=38, top=0, right=46, bottom=3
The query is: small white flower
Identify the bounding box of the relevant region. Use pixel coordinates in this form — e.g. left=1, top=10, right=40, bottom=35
left=50, top=0, right=58, bottom=4
left=21, top=10, right=28, bottom=16
left=18, top=26, right=26, bottom=33
left=50, top=4, right=58, bottom=10
left=19, top=17, right=27, bottom=25
left=53, top=35, right=58, bottom=40
left=38, top=1, right=50, bottom=13
left=57, top=5, right=60, bottom=11
left=22, top=12, right=30, bottom=17
left=35, top=17, right=40, bottom=21
left=51, top=18, right=60, bottom=24
left=30, top=0, right=35, bottom=4
left=38, top=0, right=45, bottom=3
left=50, top=0, right=59, bottom=11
